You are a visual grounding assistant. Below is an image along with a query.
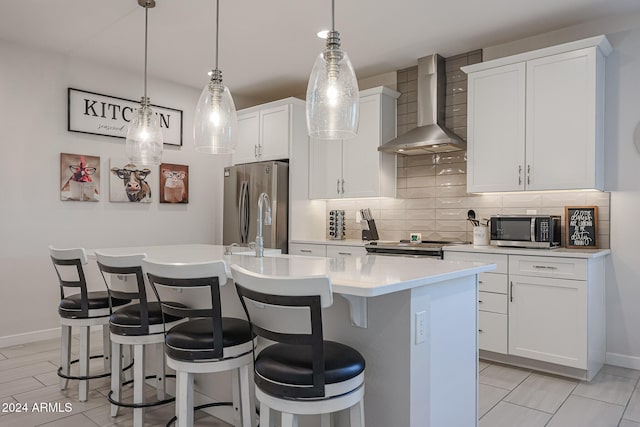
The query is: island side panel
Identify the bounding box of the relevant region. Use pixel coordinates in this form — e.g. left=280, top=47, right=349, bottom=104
left=411, top=275, right=478, bottom=427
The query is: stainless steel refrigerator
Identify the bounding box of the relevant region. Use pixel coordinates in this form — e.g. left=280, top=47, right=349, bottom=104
left=223, top=161, right=289, bottom=253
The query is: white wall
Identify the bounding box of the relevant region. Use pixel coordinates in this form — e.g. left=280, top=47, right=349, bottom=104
left=0, top=39, right=229, bottom=345
left=483, top=15, right=640, bottom=369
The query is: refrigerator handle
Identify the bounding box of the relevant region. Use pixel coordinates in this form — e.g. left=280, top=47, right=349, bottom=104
left=239, top=181, right=249, bottom=244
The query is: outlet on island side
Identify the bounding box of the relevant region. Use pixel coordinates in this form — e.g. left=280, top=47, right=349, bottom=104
left=415, top=310, right=427, bottom=344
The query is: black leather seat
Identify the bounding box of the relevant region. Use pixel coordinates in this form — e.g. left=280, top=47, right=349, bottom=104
left=231, top=264, right=366, bottom=426
left=143, top=258, right=256, bottom=427
left=59, top=291, right=129, bottom=318
left=109, top=301, right=183, bottom=335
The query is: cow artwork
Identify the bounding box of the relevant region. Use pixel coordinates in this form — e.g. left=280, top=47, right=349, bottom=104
left=109, top=159, right=154, bottom=203
left=160, top=163, right=189, bottom=204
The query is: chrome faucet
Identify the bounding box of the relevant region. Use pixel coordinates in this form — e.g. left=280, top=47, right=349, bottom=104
left=256, top=192, right=272, bottom=257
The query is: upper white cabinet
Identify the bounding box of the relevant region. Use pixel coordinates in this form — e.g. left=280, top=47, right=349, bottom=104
left=309, top=86, right=400, bottom=199
left=463, top=36, right=611, bottom=192
left=233, top=99, right=305, bottom=165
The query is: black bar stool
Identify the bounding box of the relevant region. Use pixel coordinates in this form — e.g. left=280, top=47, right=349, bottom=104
left=231, top=264, right=366, bottom=427
left=49, top=246, right=130, bottom=402
left=95, top=251, right=183, bottom=426
left=142, top=258, right=256, bottom=427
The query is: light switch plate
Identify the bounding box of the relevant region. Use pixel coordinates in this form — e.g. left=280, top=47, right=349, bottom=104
left=415, top=310, right=427, bottom=344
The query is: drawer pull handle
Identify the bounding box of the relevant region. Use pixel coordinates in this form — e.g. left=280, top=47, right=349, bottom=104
left=533, top=265, right=557, bottom=270
left=478, top=329, right=483, bottom=333
left=478, top=280, right=484, bottom=284
left=300, top=249, right=312, bottom=253
left=478, top=300, right=483, bottom=303
left=510, top=281, right=514, bottom=302
left=337, top=252, right=352, bottom=256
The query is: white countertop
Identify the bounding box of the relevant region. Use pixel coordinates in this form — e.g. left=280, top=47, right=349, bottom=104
left=93, top=244, right=495, bottom=298
left=443, top=244, right=611, bottom=259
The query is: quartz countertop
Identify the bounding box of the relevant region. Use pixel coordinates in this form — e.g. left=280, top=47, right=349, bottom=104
left=93, top=244, right=495, bottom=298
left=443, top=244, right=611, bottom=259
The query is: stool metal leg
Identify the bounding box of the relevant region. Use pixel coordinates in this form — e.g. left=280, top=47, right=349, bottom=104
left=59, top=325, right=71, bottom=390
left=281, top=412, right=298, bottom=427
left=154, top=342, right=165, bottom=400
left=259, top=403, right=270, bottom=427
left=102, top=324, right=111, bottom=372
left=175, top=371, right=193, bottom=427
left=79, top=326, right=90, bottom=402
left=321, top=413, right=332, bottom=427
left=349, top=400, right=365, bottom=427
left=133, top=344, right=145, bottom=427
left=110, top=341, right=121, bottom=417
left=123, top=344, right=133, bottom=382
left=231, top=369, right=241, bottom=427
left=239, top=364, right=255, bottom=427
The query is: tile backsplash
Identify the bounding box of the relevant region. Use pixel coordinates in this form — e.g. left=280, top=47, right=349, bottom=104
left=325, top=52, right=611, bottom=248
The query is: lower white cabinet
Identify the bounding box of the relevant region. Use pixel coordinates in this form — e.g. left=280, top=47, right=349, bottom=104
left=289, top=242, right=366, bottom=258
left=508, top=274, right=587, bottom=368
left=444, top=248, right=606, bottom=380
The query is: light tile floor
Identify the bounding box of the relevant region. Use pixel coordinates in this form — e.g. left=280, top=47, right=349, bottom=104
left=4, top=334, right=640, bottom=426
left=479, top=360, right=640, bottom=427
left=0, top=335, right=230, bottom=426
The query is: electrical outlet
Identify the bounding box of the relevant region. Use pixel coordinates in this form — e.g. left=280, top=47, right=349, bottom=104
left=355, top=210, right=362, bottom=223
left=526, top=209, right=537, bottom=215
left=415, top=310, right=427, bottom=344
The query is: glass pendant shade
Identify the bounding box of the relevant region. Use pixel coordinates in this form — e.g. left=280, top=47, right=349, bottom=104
left=194, top=76, right=237, bottom=154
left=125, top=102, right=163, bottom=165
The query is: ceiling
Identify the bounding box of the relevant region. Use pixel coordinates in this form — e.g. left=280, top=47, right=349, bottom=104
left=2, top=0, right=639, bottom=105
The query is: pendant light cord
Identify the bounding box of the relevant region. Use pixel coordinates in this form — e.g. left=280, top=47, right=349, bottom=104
left=215, top=0, right=220, bottom=70
left=331, top=0, right=335, bottom=32
left=143, top=5, right=149, bottom=105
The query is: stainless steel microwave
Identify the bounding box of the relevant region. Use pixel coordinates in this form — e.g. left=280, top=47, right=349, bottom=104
left=490, top=215, right=561, bottom=248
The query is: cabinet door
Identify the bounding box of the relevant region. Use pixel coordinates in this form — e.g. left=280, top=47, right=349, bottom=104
left=309, top=138, right=343, bottom=199
left=326, top=245, right=367, bottom=257
left=526, top=48, right=598, bottom=190
left=508, top=274, right=587, bottom=368
left=342, top=95, right=381, bottom=197
left=260, top=105, right=291, bottom=161
left=467, top=63, right=526, bottom=192
left=289, top=243, right=327, bottom=257
left=234, top=112, right=259, bottom=164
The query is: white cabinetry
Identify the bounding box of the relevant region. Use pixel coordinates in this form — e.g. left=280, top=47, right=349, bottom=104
left=309, top=87, right=399, bottom=199
left=445, top=252, right=509, bottom=353
left=444, top=247, right=606, bottom=380
left=289, top=242, right=327, bottom=257
left=289, top=242, right=366, bottom=258
left=463, top=36, right=611, bottom=192
left=233, top=99, right=304, bottom=165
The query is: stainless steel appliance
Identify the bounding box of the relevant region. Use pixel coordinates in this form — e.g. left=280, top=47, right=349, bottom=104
left=364, top=240, right=469, bottom=258
left=490, top=215, right=561, bottom=248
left=223, top=161, right=288, bottom=253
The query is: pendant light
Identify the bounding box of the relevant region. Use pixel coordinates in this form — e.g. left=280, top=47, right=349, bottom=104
left=126, top=0, right=163, bottom=166
left=193, top=0, right=237, bottom=154
left=306, top=0, right=359, bottom=140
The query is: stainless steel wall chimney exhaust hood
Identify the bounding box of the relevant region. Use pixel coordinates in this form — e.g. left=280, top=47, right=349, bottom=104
left=379, top=54, right=465, bottom=155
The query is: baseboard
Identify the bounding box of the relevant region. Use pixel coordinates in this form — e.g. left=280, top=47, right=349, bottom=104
left=606, top=352, right=640, bottom=370
left=0, top=327, right=61, bottom=348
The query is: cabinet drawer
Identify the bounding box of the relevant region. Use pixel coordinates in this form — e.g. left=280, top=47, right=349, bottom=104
left=444, top=251, right=508, bottom=274
left=509, top=255, right=587, bottom=280
left=478, top=273, right=508, bottom=294
left=326, top=245, right=366, bottom=257
left=479, top=291, right=508, bottom=314
left=289, top=243, right=326, bottom=257
left=478, top=311, right=508, bottom=354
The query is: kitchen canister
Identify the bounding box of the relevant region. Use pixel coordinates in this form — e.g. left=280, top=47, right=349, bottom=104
left=473, top=225, right=490, bottom=246
left=329, top=210, right=346, bottom=240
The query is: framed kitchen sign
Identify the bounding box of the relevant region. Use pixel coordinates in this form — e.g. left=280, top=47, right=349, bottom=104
left=68, top=88, right=183, bottom=146
left=565, top=206, right=598, bottom=249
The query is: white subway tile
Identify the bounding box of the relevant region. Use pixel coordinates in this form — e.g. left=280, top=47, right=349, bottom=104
left=542, top=192, right=587, bottom=207
left=406, top=209, right=437, bottom=220
left=435, top=174, right=466, bottom=187
left=436, top=185, right=468, bottom=198
left=407, top=175, right=437, bottom=188
left=436, top=197, right=466, bottom=209
left=406, top=198, right=436, bottom=209
left=406, top=165, right=437, bottom=178
left=502, top=194, right=543, bottom=208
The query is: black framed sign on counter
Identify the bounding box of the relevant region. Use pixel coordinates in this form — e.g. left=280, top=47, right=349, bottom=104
left=565, top=206, right=598, bottom=249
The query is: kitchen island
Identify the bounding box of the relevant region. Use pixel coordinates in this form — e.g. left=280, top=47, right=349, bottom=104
left=93, top=244, right=495, bottom=427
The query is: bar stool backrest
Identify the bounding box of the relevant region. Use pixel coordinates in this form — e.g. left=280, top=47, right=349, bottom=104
left=141, top=258, right=229, bottom=359
left=230, top=264, right=333, bottom=399
left=49, top=246, right=90, bottom=316
left=95, top=252, right=150, bottom=333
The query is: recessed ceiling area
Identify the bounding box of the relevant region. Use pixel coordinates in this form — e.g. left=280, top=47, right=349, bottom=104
left=1, top=0, right=639, bottom=104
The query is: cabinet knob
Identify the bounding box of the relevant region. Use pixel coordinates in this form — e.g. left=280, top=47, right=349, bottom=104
left=336, top=179, right=340, bottom=194
left=518, top=165, right=522, bottom=186
left=478, top=329, right=484, bottom=333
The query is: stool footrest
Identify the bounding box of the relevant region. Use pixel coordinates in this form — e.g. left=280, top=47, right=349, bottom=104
left=165, top=401, right=233, bottom=427
left=57, top=355, right=134, bottom=380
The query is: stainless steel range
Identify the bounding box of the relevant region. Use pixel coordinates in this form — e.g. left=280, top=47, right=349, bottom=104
left=364, top=240, right=469, bottom=258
